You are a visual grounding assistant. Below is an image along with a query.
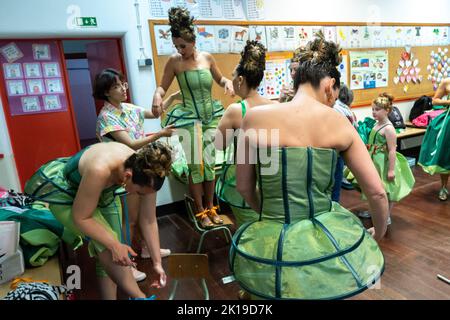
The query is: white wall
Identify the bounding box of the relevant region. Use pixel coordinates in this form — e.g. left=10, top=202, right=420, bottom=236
left=0, top=0, right=448, bottom=205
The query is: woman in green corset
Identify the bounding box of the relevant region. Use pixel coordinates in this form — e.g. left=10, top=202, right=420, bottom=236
left=418, top=78, right=450, bottom=201
left=231, top=33, right=388, bottom=299
left=24, top=142, right=172, bottom=300
left=215, top=40, right=277, bottom=227
left=152, top=7, right=234, bottom=228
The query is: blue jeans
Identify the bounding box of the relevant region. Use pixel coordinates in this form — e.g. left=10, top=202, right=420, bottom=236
left=332, top=156, right=344, bottom=202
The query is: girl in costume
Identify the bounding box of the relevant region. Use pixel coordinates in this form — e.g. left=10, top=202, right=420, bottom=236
left=358, top=93, right=415, bottom=225
left=230, top=33, right=388, bottom=299
left=418, top=78, right=450, bottom=201
left=24, top=142, right=172, bottom=299
left=95, top=68, right=175, bottom=282
left=215, top=40, right=277, bottom=227
left=152, top=7, right=234, bottom=228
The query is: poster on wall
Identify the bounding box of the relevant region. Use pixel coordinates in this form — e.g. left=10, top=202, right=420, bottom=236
left=246, top=0, right=265, bottom=20
left=195, top=25, right=218, bottom=53
left=199, top=0, right=223, bottom=18
left=350, top=50, right=388, bottom=90
left=231, top=26, right=249, bottom=53
left=222, top=0, right=245, bottom=20
left=154, top=25, right=175, bottom=55
left=339, top=52, right=349, bottom=87
left=249, top=26, right=267, bottom=48
left=258, top=55, right=290, bottom=99
left=0, top=40, right=69, bottom=116
left=214, top=26, right=232, bottom=53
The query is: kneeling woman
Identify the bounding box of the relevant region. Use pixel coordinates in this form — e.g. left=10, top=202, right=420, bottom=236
left=24, top=141, right=172, bottom=299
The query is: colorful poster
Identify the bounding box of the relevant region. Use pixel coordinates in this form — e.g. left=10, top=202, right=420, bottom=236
left=196, top=25, right=217, bottom=53
left=42, top=62, right=60, bottom=78
left=339, top=52, right=349, bottom=87
left=3, top=63, right=23, bottom=79
left=246, top=0, right=265, bottom=20
left=21, top=96, right=41, bottom=113
left=350, top=50, right=388, bottom=90
left=222, top=0, right=245, bottom=20
left=296, top=26, right=315, bottom=47
left=231, top=26, right=249, bottom=53
left=260, top=58, right=289, bottom=99
left=249, top=26, right=267, bottom=49
left=23, top=63, right=42, bottom=78
left=214, top=26, right=232, bottom=53
left=6, top=80, right=26, bottom=96
left=154, top=25, right=175, bottom=55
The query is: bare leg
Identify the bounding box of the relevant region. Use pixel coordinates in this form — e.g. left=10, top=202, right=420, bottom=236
left=188, top=175, right=205, bottom=212
left=203, top=180, right=215, bottom=209
left=97, top=276, right=118, bottom=300
left=441, top=174, right=449, bottom=189
left=97, top=249, right=146, bottom=299
left=125, top=193, right=140, bottom=247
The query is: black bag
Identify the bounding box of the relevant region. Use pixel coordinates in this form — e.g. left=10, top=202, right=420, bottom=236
left=388, top=106, right=406, bottom=129
left=409, top=95, right=433, bottom=121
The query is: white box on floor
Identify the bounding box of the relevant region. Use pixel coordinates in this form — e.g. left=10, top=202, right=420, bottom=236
left=0, top=249, right=25, bottom=285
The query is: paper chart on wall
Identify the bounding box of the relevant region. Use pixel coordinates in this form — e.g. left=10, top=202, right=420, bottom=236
left=339, top=52, right=349, bottom=87
left=199, top=0, right=223, bottom=18
left=261, top=59, right=289, bottom=99
left=196, top=25, right=218, bottom=53
left=266, top=26, right=284, bottom=52
left=246, top=0, right=265, bottom=20
left=231, top=26, right=249, bottom=53
left=249, top=26, right=267, bottom=49
left=350, top=50, right=388, bottom=90
left=149, top=0, right=173, bottom=18
left=296, top=26, right=317, bottom=48
left=214, top=26, right=232, bottom=53
left=323, top=26, right=337, bottom=44
left=368, top=26, right=384, bottom=48
left=154, top=25, right=175, bottom=55
left=222, top=0, right=245, bottom=20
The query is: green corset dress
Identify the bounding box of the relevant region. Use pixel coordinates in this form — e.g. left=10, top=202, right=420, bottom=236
left=366, top=126, right=415, bottom=201
left=162, top=69, right=225, bottom=184
left=418, top=107, right=450, bottom=174
left=229, top=147, right=385, bottom=299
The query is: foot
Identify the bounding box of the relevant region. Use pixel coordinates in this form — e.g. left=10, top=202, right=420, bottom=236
left=141, top=245, right=171, bottom=259
left=207, top=205, right=223, bottom=224
left=438, top=188, right=448, bottom=201
left=195, top=209, right=215, bottom=228
left=357, top=210, right=371, bottom=218
left=131, top=266, right=147, bottom=282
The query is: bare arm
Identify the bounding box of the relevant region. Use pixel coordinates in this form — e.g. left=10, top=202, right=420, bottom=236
left=207, top=53, right=235, bottom=96
left=236, top=119, right=260, bottom=212
left=342, top=130, right=388, bottom=241
left=138, top=192, right=166, bottom=288
left=162, top=90, right=182, bottom=112
left=432, top=79, right=450, bottom=106
left=72, top=167, right=136, bottom=266
left=109, top=128, right=174, bottom=151
left=384, top=126, right=397, bottom=181
left=214, top=103, right=240, bottom=150
left=152, top=57, right=177, bottom=116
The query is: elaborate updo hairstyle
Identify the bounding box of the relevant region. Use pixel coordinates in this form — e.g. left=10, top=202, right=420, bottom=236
left=294, top=31, right=342, bottom=91
left=124, top=141, right=173, bottom=191
left=92, top=68, right=126, bottom=101
left=291, top=46, right=305, bottom=64
left=373, top=92, right=394, bottom=113
left=235, top=40, right=267, bottom=89
left=168, top=7, right=196, bottom=43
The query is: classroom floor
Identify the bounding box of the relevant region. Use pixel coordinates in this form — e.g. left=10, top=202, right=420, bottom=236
left=64, top=166, right=450, bottom=300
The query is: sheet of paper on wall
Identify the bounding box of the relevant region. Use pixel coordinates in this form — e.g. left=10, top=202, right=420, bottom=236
left=262, top=59, right=289, bottom=99
left=182, top=0, right=200, bottom=19
left=296, top=26, right=316, bottom=48
left=368, top=26, right=383, bottom=48
left=336, top=27, right=349, bottom=49
left=154, top=25, right=175, bottom=56
left=266, top=26, right=285, bottom=52
left=149, top=0, right=173, bottom=18
left=222, top=0, right=245, bottom=20
left=246, top=0, right=265, bottom=20
left=196, top=25, right=218, bottom=53
left=231, top=26, right=249, bottom=53
left=323, top=26, right=337, bottom=44
left=214, top=26, right=232, bottom=53
left=0, top=221, right=20, bottom=258
left=199, top=0, right=223, bottom=19
left=249, top=26, right=267, bottom=49
left=282, top=26, right=299, bottom=51
left=350, top=50, right=388, bottom=90
left=339, top=52, right=349, bottom=87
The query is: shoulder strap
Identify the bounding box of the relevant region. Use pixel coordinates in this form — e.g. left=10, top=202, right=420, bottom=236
left=240, top=100, right=247, bottom=118
left=374, top=123, right=392, bottom=138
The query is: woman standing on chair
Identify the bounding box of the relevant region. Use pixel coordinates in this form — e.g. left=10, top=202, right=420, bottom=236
left=418, top=78, right=450, bottom=201
left=230, top=33, right=388, bottom=299
left=152, top=7, right=235, bottom=228
left=95, top=68, right=176, bottom=282
left=215, top=40, right=277, bottom=226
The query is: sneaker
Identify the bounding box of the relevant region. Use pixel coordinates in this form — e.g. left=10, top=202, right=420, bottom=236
left=438, top=188, right=448, bottom=201
left=357, top=211, right=371, bottom=218
left=131, top=267, right=147, bottom=282
left=141, top=245, right=171, bottom=259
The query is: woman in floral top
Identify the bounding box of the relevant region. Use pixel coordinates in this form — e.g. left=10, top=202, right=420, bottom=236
left=94, top=68, right=177, bottom=282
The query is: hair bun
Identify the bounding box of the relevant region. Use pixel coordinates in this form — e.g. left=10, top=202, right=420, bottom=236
left=298, top=30, right=342, bottom=67
left=168, top=7, right=195, bottom=42
left=241, top=40, right=266, bottom=72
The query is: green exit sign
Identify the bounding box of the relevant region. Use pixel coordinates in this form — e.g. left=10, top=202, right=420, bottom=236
left=76, top=17, right=98, bottom=27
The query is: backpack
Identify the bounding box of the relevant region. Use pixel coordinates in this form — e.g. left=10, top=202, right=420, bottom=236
left=388, top=106, right=406, bottom=129
left=409, top=95, right=433, bottom=121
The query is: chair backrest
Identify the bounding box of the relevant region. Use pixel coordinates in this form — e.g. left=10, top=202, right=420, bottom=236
left=168, top=253, right=209, bottom=279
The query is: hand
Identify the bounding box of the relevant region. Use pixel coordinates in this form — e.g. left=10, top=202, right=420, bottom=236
left=224, top=79, right=235, bottom=97
left=150, top=264, right=167, bottom=289
left=367, top=227, right=376, bottom=238
left=170, top=90, right=182, bottom=101
left=110, top=243, right=137, bottom=267
left=387, top=170, right=395, bottom=181
left=159, top=124, right=176, bottom=137
left=152, top=95, right=163, bottom=118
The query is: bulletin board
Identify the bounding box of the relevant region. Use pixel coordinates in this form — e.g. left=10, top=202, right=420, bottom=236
left=149, top=20, right=450, bottom=109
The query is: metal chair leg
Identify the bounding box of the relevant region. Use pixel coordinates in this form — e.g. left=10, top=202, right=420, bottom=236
left=168, top=280, right=179, bottom=300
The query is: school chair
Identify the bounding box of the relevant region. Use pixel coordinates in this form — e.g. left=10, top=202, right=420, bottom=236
left=184, top=194, right=233, bottom=253
left=167, top=253, right=209, bottom=300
